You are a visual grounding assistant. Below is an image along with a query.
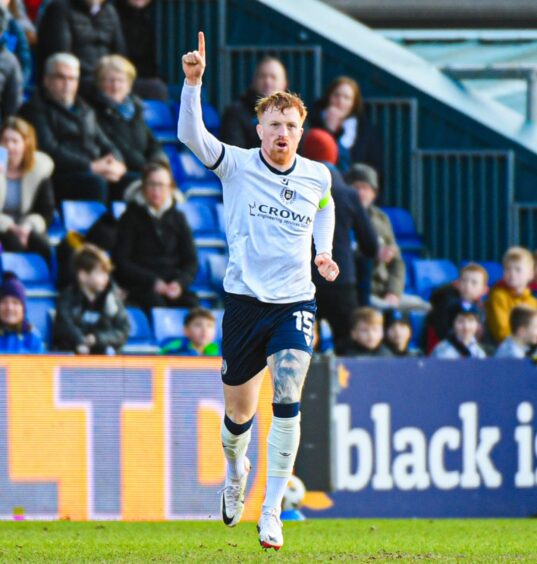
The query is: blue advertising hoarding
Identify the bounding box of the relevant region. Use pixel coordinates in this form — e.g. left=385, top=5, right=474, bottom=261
left=303, top=359, right=537, bottom=518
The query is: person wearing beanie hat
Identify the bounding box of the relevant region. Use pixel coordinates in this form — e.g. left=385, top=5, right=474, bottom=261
left=0, top=5, right=22, bottom=121
left=431, top=301, right=486, bottom=359
left=346, top=163, right=430, bottom=313
left=303, top=128, right=379, bottom=351
left=384, top=309, right=419, bottom=357
left=0, top=273, right=44, bottom=353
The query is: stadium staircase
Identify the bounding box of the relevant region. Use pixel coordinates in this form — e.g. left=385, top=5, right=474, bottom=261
left=154, top=0, right=537, bottom=264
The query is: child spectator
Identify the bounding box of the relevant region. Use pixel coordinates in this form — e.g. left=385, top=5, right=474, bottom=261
left=431, top=302, right=487, bottom=359
left=486, top=247, right=537, bottom=344
left=53, top=244, right=130, bottom=354
left=495, top=305, right=537, bottom=359
left=427, top=263, right=488, bottom=353
left=339, top=307, right=393, bottom=357
left=384, top=309, right=417, bottom=357
left=0, top=274, right=44, bottom=352
left=159, top=308, right=220, bottom=356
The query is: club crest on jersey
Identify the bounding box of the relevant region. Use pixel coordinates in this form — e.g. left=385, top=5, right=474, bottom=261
left=280, top=186, right=296, bottom=204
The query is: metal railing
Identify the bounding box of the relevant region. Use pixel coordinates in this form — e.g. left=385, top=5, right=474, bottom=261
left=414, top=150, right=515, bottom=262
left=219, top=45, right=322, bottom=111
left=364, top=98, right=418, bottom=209
left=513, top=204, right=537, bottom=250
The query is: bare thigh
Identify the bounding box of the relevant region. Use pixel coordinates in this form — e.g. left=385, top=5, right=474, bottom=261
left=267, top=349, right=311, bottom=404
left=223, top=367, right=266, bottom=424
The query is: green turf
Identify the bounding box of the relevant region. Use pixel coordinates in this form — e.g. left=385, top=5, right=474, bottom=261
left=0, top=519, right=535, bottom=563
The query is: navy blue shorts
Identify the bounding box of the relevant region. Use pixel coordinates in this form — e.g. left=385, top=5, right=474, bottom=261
left=221, top=293, right=317, bottom=386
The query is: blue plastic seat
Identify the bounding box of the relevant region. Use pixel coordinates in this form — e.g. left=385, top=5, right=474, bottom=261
left=112, top=201, right=127, bottom=219
left=408, top=310, right=427, bottom=350
left=460, top=260, right=503, bottom=287
left=47, top=210, right=66, bottom=245
left=26, top=297, right=56, bottom=347
left=319, top=319, right=334, bottom=353
left=143, top=99, right=176, bottom=142
left=62, top=200, right=107, bottom=235
left=178, top=202, right=225, bottom=249
left=175, top=151, right=219, bottom=186
left=206, top=253, right=228, bottom=294
left=2, top=253, right=56, bottom=296
left=212, top=308, right=224, bottom=341
left=382, top=207, right=425, bottom=252
left=123, top=307, right=158, bottom=354
left=215, top=203, right=225, bottom=234
left=171, top=101, right=221, bottom=137
left=412, top=259, right=459, bottom=300
left=151, top=307, right=189, bottom=344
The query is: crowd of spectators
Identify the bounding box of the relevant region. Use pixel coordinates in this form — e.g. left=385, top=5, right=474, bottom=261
left=0, top=5, right=533, bottom=361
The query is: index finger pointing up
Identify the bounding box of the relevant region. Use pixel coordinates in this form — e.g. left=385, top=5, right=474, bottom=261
left=198, top=31, right=205, bottom=59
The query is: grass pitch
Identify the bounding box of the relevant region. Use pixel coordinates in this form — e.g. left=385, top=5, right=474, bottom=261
left=0, top=519, right=535, bottom=563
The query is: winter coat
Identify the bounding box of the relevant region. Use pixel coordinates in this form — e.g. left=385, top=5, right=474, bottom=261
left=115, top=0, right=158, bottom=78
left=89, top=90, right=165, bottom=172
left=0, top=325, right=44, bottom=353
left=220, top=88, right=260, bottom=149
left=0, top=45, right=22, bottom=119
left=19, top=88, right=121, bottom=173
left=53, top=282, right=130, bottom=353
left=36, top=0, right=126, bottom=83
left=113, top=199, right=198, bottom=292
left=0, top=151, right=55, bottom=233
left=4, top=17, right=31, bottom=85
left=338, top=338, right=394, bottom=358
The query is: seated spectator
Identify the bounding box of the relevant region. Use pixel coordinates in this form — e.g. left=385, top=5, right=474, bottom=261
left=0, top=274, right=44, bottom=352
left=426, top=263, right=488, bottom=353
left=6, top=0, right=36, bottom=45
left=0, top=6, right=22, bottom=120
left=113, top=161, right=198, bottom=310
left=89, top=55, right=166, bottom=174
left=431, top=302, right=487, bottom=359
left=220, top=56, right=287, bottom=149
left=310, top=76, right=382, bottom=174
left=495, top=305, right=537, bottom=359
left=384, top=309, right=417, bottom=357
left=0, top=116, right=54, bottom=261
left=486, top=247, right=537, bottom=344
left=159, top=307, right=220, bottom=356
left=339, top=307, right=393, bottom=357
left=53, top=243, right=130, bottom=354
left=20, top=53, right=129, bottom=204
left=345, top=163, right=430, bottom=312
left=0, top=0, right=31, bottom=85
left=302, top=128, right=378, bottom=351
left=36, top=0, right=126, bottom=94
left=115, top=0, right=168, bottom=101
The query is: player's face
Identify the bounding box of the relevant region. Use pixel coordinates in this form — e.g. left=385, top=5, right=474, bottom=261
left=459, top=271, right=487, bottom=302
left=254, top=61, right=287, bottom=97
left=257, top=106, right=303, bottom=167
left=453, top=314, right=479, bottom=345
left=185, top=318, right=216, bottom=349
left=329, top=83, right=355, bottom=118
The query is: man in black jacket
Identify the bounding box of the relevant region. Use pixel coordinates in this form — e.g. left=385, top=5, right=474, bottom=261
left=303, top=128, right=379, bottom=351
left=19, top=53, right=128, bottom=203
left=220, top=56, right=287, bottom=149
left=113, top=161, right=198, bottom=311
left=36, top=0, right=126, bottom=94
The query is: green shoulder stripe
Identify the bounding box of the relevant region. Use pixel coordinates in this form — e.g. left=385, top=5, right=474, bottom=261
left=318, top=190, right=331, bottom=210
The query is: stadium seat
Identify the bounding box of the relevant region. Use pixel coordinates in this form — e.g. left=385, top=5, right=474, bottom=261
left=191, top=250, right=220, bottom=302
left=171, top=101, right=221, bottom=137
left=382, top=207, right=425, bottom=252
left=212, top=308, right=224, bottom=341
left=123, top=307, right=159, bottom=354
left=460, top=260, right=503, bottom=287
left=178, top=202, right=226, bottom=249
left=408, top=310, right=427, bottom=350
left=206, top=253, right=228, bottom=294
left=1, top=253, right=56, bottom=297
left=151, top=307, right=189, bottom=344
left=62, top=200, right=107, bottom=235
left=319, top=319, right=334, bottom=353
left=215, top=203, right=225, bottom=234
left=175, top=151, right=220, bottom=187
left=412, top=259, right=458, bottom=299
left=26, top=297, right=56, bottom=347
left=143, top=99, right=176, bottom=142
left=112, top=201, right=127, bottom=219
left=47, top=210, right=66, bottom=245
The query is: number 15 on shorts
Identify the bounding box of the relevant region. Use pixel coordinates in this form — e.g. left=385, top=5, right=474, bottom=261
left=293, top=311, right=314, bottom=346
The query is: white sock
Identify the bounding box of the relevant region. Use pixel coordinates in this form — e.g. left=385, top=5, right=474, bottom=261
left=221, top=421, right=251, bottom=481
left=263, top=413, right=301, bottom=512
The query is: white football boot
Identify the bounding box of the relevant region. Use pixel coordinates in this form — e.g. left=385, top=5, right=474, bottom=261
left=220, top=457, right=251, bottom=527
left=257, top=507, right=284, bottom=550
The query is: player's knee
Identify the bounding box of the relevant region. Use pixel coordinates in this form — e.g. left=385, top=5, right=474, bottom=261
left=225, top=409, right=255, bottom=426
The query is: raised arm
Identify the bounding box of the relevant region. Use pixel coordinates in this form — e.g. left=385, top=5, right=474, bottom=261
left=177, top=31, right=223, bottom=167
